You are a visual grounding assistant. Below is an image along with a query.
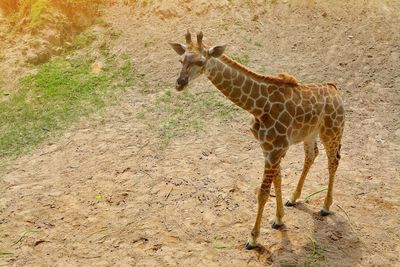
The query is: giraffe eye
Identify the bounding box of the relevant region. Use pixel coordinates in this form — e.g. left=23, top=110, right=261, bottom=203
left=179, top=59, right=183, bottom=64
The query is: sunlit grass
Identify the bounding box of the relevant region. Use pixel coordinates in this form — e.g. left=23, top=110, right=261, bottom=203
left=29, top=0, right=46, bottom=27
left=1, top=0, right=105, bottom=30
left=72, top=28, right=96, bottom=48
left=303, top=237, right=326, bottom=266
left=231, top=53, right=250, bottom=65
left=138, top=89, right=239, bottom=148
left=0, top=53, right=135, bottom=168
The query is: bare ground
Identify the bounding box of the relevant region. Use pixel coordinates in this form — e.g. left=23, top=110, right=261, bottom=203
left=1, top=1, right=400, bottom=266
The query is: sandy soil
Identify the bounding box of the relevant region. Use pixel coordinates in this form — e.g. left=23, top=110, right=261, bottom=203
left=1, top=0, right=400, bottom=266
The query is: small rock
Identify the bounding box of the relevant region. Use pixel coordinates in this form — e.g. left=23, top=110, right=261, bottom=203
left=91, top=61, right=104, bottom=74
left=53, top=46, right=63, bottom=54
left=26, top=51, right=37, bottom=64
left=34, top=240, right=46, bottom=246
left=43, top=29, right=61, bottom=46
left=330, top=231, right=343, bottom=241
left=201, top=150, right=210, bottom=157
left=26, top=50, right=51, bottom=65
left=329, top=234, right=340, bottom=241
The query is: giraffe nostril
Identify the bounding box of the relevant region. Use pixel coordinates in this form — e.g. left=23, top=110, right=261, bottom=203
left=176, top=77, right=187, bottom=91
left=177, top=77, right=188, bottom=86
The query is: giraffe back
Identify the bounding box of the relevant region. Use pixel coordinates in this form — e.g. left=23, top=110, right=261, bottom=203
left=287, top=82, right=345, bottom=144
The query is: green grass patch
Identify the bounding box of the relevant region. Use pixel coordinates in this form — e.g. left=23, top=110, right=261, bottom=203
left=29, top=0, right=47, bottom=27
left=11, top=228, right=42, bottom=246
left=0, top=53, right=135, bottom=168
left=231, top=53, right=250, bottom=65
left=72, top=29, right=96, bottom=48
left=304, top=188, right=327, bottom=204
left=139, top=89, right=239, bottom=148
left=0, top=250, right=13, bottom=255
left=303, top=237, right=326, bottom=266
left=1, top=0, right=105, bottom=32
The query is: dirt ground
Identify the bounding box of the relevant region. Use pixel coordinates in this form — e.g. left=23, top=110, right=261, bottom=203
left=1, top=0, right=400, bottom=266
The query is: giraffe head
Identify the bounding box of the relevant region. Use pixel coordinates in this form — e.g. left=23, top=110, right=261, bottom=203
left=170, top=31, right=226, bottom=91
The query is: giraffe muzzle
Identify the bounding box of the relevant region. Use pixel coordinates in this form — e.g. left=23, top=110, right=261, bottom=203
left=176, top=76, right=188, bottom=91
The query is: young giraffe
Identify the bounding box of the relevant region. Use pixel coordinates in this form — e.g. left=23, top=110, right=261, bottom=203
left=170, top=31, right=345, bottom=249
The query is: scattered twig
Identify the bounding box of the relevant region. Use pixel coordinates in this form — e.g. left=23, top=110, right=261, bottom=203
left=141, top=170, right=154, bottom=179
left=335, top=203, right=354, bottom=231
left=75, top=254, right=101, bottom=259
left=139, top=140, right=150, bottom=149
left=12, top=228, right=42, bottom=246
left=162, top=204, right=175, bottom=232
left=0, top=250, right=13, bottom=255
left=305, top=236, right=326, bottom=265
left=173, top=217, right=194, bottom=239
left=304, top=188, right=327, bottom=203
left=309, top=236, right=318, bottom=255
left=81, top=227, right=108, bottom=241
left=165, top=187, right=173, bottom=200
left=212, top=240, right=234, bottom=249
left=39, top=140, right=72, bottom=156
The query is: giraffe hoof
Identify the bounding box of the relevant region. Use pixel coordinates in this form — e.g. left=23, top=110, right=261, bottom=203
left=319, top=209, right=330, bottom=216
left=271, top=222, right=284, bottom=229
left=285, top=200, right=296, bottom=207
left=245, top=242, right=258, bottom=250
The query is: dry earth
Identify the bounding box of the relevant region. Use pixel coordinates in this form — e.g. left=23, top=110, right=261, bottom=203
left=1, top=0, right=400, bottom=266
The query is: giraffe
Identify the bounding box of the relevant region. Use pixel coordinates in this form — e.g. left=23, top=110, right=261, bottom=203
left=170, top=31, right=345, bottom=249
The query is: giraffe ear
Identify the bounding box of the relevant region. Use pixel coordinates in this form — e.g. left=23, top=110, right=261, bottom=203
left=170, top=43, right=186, bottom=55
left=208, top=45, right=226, bottom=58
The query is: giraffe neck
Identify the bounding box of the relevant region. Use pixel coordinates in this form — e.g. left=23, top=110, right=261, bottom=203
left=204, top=57, right=270, bottom=116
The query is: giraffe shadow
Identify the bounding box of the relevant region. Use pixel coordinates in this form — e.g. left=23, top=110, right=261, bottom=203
left=254, top=203, right=363, bottom=266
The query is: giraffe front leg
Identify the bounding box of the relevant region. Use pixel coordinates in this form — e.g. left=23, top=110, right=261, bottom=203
left=272, top=171, right=284, bottom=229
left=245, top=168, right=275, bottom=250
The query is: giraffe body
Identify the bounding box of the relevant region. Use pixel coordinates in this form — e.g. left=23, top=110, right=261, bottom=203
left=170, top=31, right=345, bottom=249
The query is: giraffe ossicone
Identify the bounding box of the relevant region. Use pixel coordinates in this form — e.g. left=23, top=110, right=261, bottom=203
left=170, top=31, right=345, bottom=249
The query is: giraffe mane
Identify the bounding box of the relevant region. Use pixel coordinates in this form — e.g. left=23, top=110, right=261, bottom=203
left=327, top=82, right=338, bottom=90
left=218, top=54, right=299, bottom=86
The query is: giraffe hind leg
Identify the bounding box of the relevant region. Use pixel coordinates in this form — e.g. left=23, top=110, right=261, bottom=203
left=319, top=135, right=342, bottom=216
left=285, top=138, right=319, bottom=207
